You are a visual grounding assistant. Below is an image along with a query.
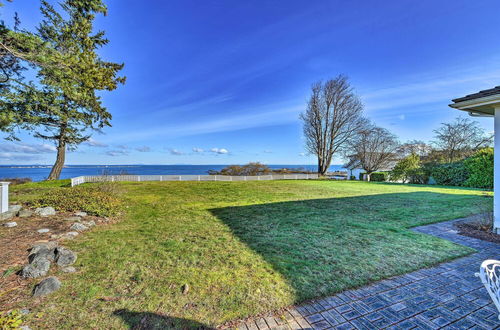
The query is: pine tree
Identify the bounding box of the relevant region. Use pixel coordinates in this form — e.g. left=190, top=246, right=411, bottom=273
left=0, top=0, right=125, bottom=180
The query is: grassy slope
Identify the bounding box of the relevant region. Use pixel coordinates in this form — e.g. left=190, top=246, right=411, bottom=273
left=19, top=180, right=491, bottom=328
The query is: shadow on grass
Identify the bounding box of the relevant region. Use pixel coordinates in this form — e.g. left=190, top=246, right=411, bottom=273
left=113, top=309, right=212, bottom=329
left=209, top=191, right=488, bottom=301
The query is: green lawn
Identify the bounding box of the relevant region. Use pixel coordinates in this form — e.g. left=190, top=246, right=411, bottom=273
left=18, top=180, right=492, bottom=328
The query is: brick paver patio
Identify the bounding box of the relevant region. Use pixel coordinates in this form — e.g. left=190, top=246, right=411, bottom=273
left=235, top=216, right=500, bottom=329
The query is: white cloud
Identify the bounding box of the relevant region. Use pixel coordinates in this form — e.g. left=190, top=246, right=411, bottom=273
left=263, top=150, right=273, bottom=153
left=85, top=138, right=108, bottom=148
left=192, top=147, right=204, bottom=153
left=0, top=143, right=56, bottom=154
left=0, top=152, right=42, bottom=161
left=136, top=146, right=151, bottom=152
left=398, top=114, right=406, bottom=120
left=299, top=152, right=307, bottom=157
left=105, top=150, right=129, bottom=157
left=169, top=149, right=184, bottom=156
left=210, top=148, right=228, bottom=154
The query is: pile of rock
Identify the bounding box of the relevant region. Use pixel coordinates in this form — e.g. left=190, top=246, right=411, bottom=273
left=20, top=242, right=77, bottom=297
left=1, top=205, right=56, bottom=229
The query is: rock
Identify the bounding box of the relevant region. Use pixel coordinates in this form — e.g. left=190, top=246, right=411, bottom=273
left=61, top=266, right=76, bottom=273
left=34, top=207, right=56, bottom=217
left=70, top=223, right=88, bottom=231
left=31, top=242, right=58, bottom=254
left=55, top=247, right=77, bottom=266
left=3, top=221, right=17, bottom=227
left=82, top=220, right=96, bottom=227
left=7, top=205, right=22, bottom=213
left=19, top=326, right=32, bottom=330
left=37, top=228, right=50, bottom=234
left=0, top=210, right=15, bottom=221
left=59, top=231, right=79, bottom=240
left=64, top=216, right=81, bottom=222
left=75, top=211, right=87, bottom=217
left=181, top=283, right=189, bottom=294
left=21, top=258, right=50, bottom=278
left=33, top=277, right=61, bottom=297
left=18, top=209, right=34, bottom=218
left=29, top=245, right=56, bottom=263
left=19, top=309, right=30, bottom=315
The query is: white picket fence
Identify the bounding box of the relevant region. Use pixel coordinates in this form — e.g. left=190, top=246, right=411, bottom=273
left=70, top=173, right=319, bottom=187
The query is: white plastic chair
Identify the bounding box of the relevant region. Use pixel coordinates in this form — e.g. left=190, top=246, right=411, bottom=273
left=476, top=259, right=500, bottom=320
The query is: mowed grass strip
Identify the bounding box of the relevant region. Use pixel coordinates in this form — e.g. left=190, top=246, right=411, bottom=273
left=19, top=181, right=491, bottom=328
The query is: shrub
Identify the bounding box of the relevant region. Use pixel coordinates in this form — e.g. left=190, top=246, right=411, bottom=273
left=370, top=172, right=388, bottom=182
left=209, top=162, right=272, bottom=176
left=0, top=177, right=32, bottom=185
left=463, top=148, right=493, bottom=189
left=390, top=153, right=421, bottom=183
left=430, top=162, right=468, bottom=186
left=28, top=183, right=122, bottom=216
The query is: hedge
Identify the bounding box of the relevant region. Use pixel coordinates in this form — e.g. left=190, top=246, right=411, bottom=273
left=463, top=148, right=493, bottom=189
left=359, top=172, right=388, bottom=182
left=429, top=148, right=493, bottom=189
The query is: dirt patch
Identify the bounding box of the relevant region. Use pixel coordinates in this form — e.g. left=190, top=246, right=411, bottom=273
left=455, top=222, right=500, bottom=244
left=0, top=210, right=110, bottom=311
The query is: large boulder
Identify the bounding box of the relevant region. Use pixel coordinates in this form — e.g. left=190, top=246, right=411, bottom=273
left=2, top=222, right=17, bottom=227
left=33, top=277, right=61, bottom=297
left=37, top=228, right=50, bottom=234
left=34, top=207, right=56, bottom=217
left=55, top=247, right=77, bottom=266
left=31, top=242, right=58, bottom=254
left=75, top=211, right=87, bottom=217
left=21, top=258, right=50, bottom=278
left=29, top=245, right=56, bottom=263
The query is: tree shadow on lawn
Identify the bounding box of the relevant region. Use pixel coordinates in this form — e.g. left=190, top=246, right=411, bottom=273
left=113, top=309, right=213, bottom=329
left=209, top=191, right=489, bottom=302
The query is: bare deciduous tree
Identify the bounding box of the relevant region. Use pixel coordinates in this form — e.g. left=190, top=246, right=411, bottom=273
left=397, top=140, right=433, bottom=158
left=300, top=75, right=365, bottom=175
left=345, top=122, right=399, bottom=181
left=432, top=117, right=493, bottom=163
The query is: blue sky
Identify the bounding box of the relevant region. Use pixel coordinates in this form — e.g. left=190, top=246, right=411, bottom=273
left=1, top=0, right=499, bottom=165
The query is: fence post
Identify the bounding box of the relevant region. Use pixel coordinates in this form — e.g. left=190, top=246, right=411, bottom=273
left=179, top=175, right=182, bottom=181
left=244, top=176, right=247, bottom=181
left=0, top=182, right=9, bottom=214
left=137, top=175, right=141, bottom=182
left=214, top=175, right=217, bottom=181
left=198, top=175, right=201, bottom=181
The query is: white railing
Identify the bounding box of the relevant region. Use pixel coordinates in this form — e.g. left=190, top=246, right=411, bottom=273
left=71, top=173, right=319, bottom=187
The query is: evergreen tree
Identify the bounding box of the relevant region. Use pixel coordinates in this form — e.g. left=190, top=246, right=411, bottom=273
left=0, top=0, right=125, bottom=180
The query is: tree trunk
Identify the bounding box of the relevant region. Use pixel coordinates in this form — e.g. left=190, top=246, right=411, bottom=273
left=47, top=138, right=66, bottom=180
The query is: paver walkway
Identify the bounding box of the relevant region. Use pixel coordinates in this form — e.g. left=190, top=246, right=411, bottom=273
left=235, top=216, right=500, bottom=329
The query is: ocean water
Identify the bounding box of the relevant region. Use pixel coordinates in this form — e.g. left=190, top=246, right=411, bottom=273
left=0, top=164, right=359, bottom=182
